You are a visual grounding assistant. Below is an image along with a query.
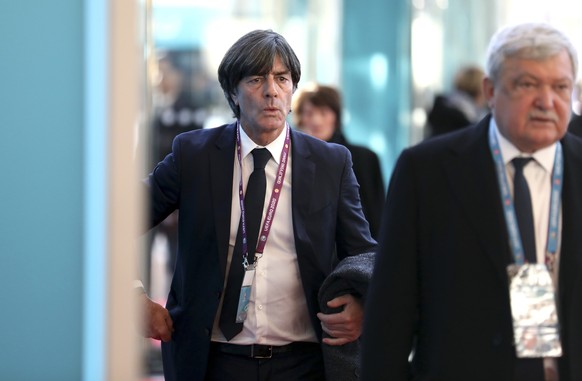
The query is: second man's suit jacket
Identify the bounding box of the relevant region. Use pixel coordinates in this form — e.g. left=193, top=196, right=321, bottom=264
left=568, top=113, right=582, bottom=138
left=147, top=122, right=377, bottom=381
left=361, top=115, right=582, bottom=381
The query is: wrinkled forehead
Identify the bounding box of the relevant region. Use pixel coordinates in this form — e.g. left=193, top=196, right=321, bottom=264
left=500, top=49, right=575, bottom=79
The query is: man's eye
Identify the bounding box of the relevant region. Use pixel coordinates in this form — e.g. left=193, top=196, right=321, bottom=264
left=555, top=84, right=571, bottom=92
left=518, top=82, right=535, bottom=88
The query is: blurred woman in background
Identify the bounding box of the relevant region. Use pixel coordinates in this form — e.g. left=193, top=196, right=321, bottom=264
left=293, top=84, right=385, bottom=239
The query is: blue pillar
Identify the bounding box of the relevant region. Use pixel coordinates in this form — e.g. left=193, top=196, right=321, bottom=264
left=341, top=0, right=412, bottom=183
left=0, top=1, right=109, bottom=379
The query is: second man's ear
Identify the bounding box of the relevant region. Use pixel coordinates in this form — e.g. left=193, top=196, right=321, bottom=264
left=482, top=77, right=496, bottom=109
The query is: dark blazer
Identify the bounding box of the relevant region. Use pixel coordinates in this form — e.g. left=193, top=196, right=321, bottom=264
left=426, top=94, right=473, bottom=137
left=147, top=122, right=377, bottom=381
left=361, top=115, right=582, bottom=381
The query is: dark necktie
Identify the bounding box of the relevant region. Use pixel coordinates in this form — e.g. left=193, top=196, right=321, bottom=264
left=512, top=157, right=536, bottom=264
left=219, top=148, right=271, bottom=340
left=512, top=157, right=544, bottom=381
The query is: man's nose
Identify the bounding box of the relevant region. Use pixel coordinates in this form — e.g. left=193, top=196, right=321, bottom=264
left=264, top=77, right=278, bottom=97
left=534, top=85, right=556, bottom=110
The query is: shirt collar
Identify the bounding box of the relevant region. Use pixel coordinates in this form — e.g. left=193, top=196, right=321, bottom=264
left=238, top=122, right=288, bottom=165
left=490, top=118, right=557, bottom=173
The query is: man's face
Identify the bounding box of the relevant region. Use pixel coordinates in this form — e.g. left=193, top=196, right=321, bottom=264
left=231, top=55, right=294, bottom=142
left=483, top=49, right=574, bottom=152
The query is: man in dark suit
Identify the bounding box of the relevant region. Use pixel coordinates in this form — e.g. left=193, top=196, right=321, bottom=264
left=362, top=22, right=582, bottom=381
left=141, top=29, right=376, bottom=381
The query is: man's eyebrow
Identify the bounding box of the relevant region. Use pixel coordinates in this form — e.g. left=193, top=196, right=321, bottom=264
left=272, top=69, right=291, bottom=76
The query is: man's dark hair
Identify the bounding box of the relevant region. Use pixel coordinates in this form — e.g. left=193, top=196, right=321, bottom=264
left=218, top=29, right=301, bottom=119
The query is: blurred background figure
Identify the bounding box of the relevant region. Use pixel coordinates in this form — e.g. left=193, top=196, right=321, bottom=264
left=147, top=51, right=206, bottom=287
left=293, top=84, right=385, bottom=239
left=426, top=65, right=489, bottom=138
left=151, top=51, right=207, bottom=166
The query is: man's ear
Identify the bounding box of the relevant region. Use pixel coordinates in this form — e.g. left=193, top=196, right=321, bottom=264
left=230, top=91, right=238, bottom=106
left=482, top=77, right=496, bottom=109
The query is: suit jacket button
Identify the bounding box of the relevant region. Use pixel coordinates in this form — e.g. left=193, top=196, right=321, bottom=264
left=492, top=334, right=503, bottom=346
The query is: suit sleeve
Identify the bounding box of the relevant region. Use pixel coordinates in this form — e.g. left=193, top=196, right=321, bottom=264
left=366, top=150, right=386, bottom=239
left=145, top=135, right=182, bottom=228
left=334, top=147, right=378, bottom=259
left=361, top=148, right=419, bottom=381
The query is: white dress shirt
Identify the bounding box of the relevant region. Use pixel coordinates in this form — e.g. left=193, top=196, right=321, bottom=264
left=492, top=119, right=562, bottom=380
left=211, top=124, right=317, bottom=345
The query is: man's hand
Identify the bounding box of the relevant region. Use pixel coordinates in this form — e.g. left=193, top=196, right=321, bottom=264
left=141, top=293, right=174, bottom=342
left=316, top=294, right=363, bottom=346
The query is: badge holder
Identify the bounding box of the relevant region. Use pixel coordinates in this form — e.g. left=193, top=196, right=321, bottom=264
left=508, top=263, right=562, bottom=358
left=235, top=268, right=255, bottom=323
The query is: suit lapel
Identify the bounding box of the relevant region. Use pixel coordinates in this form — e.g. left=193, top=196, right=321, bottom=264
left=210, top=123, right=237, bottom=280
left=290, top=130, right=316, bottom=247
left=443, top=118, right=511, bottom=283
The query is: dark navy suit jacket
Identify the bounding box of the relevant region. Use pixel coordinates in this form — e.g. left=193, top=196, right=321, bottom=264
left=362, top=115, right=582, bottom=381
left=147, top=122, right=377, bottom=380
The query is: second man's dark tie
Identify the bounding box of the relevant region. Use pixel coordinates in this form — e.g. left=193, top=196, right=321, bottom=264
left=219, top=148, right=271, bottom=340
left=512, top=157, right=536, bottom=264
left=512, top=157, right=544, bottom=381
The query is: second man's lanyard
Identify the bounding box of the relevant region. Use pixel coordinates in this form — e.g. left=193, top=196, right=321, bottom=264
left=488, top=125, right=563, bottom=268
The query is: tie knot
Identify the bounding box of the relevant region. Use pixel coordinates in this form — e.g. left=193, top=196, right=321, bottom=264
left=512, top=157, right=533, bottom=173
left=252, top=148, right=271, bottom=170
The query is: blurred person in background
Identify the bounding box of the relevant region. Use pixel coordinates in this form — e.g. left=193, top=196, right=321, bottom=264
left=427, top=65, right=489, bottom=138
left=362, top=22, right=582, bottom=381
left=293, top=84, right=385, bottom=239
left=140, top=29, right=376, bottom=381
left=144, top=52, right=206, bottom=294
left=152, top=51, right=206, bottom=166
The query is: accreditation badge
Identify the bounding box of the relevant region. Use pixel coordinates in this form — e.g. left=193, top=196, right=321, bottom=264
left=508, top=263, right=562, bottom=358
left=235, top=268, right=255, bottom=323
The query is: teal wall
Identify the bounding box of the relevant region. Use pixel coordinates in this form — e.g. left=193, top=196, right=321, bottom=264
left=0, top=1, right=85, bottom=379
left=342, top=0, right=412, bottom=184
